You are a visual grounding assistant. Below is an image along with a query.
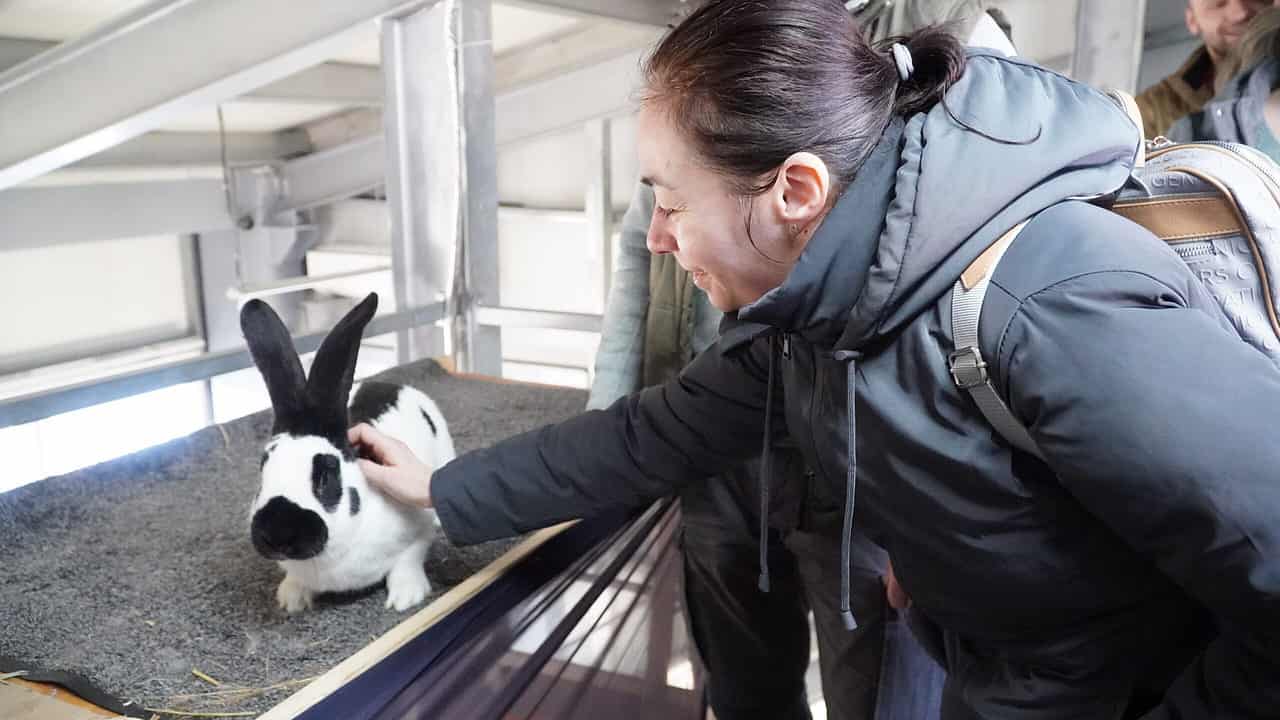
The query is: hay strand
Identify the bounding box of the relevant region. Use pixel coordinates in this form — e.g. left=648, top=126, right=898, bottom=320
left=190, top=669, right=221, bottom=687
left=166, top=676, right=315, bottom=702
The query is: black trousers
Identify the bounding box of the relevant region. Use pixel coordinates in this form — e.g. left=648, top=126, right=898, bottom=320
left=678, top=458, right=890, bottom=720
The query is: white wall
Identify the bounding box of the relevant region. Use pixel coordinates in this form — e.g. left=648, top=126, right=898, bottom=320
left=990, top=0, right=1080, bottom=65
left=0, top=234, right=195, bottom=374
left=1139, top=0, right=1198, bottom=93
left=497, top=114, right=639, bottom=211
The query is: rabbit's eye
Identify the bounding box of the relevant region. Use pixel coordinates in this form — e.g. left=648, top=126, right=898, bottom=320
left=348, top=486, right=361, bottom=516
left=311, top=454, right=343, bottom=512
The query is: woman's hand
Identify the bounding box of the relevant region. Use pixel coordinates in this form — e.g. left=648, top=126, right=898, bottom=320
left=348, top=423, right=434, bottom=508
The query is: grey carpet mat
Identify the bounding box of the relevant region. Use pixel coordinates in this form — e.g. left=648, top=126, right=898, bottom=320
left=0, top=360, right=586, bottom=718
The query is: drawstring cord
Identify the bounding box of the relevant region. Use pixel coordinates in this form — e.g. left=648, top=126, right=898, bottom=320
left=757, top=333, right=778, bottom=593
left=757, top=335, right=862, bottom=633
left=833, top=349, right=862, bottom=631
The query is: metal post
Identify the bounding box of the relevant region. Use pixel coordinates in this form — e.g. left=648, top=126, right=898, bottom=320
left=1071, top=0, right=1148, bottom=94
left=586, top=118, right=614, bottom=302
left=459, top=0, right=503, bottom=377
left=196, top=230, right=247, bottom=352
left=198, top=165, right=306, bottom=353
left=381, top=2, right=456, bottom=364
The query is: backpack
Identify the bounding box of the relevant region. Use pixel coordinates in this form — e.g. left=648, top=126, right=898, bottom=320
left=947, top=90, right=1280, bottom=457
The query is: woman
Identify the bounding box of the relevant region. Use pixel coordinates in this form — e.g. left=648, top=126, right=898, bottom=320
left=585, top=4, right=1010, bottom=717
left=354, top=0, right=1280, bottom=716
left=1169, top=6, right=1280, bottom=163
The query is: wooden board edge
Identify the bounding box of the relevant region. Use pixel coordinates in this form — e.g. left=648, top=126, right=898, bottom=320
left=257, top=520, right=577, bottom=720
left=1, top=679, right=120, bottom=719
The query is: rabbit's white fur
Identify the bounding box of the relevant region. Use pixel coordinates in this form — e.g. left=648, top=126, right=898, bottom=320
left=253, top=384, right=455, bottom=613
left=242, top=291, right=458, bottom=614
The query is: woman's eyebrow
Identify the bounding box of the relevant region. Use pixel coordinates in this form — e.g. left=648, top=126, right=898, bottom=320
left=640, top=174, right=675, bottom=190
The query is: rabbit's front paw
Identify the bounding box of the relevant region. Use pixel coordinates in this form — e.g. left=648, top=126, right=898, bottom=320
left=385, top=563, right=431, bottom=611
left=277, top=574, right=313, bottom=613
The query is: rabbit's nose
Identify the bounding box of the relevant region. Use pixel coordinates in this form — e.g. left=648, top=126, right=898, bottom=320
left=251, top=497, right=328, bottom=560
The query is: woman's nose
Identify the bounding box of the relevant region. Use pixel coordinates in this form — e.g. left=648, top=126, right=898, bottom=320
left=647, top=215, right=677, bottom=255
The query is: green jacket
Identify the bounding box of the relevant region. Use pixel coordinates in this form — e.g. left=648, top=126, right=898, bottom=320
left=1135, top=45, right=1216, bottom=139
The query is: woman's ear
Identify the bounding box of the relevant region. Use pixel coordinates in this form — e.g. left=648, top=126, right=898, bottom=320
left=768, top=151, right=831, bottom=251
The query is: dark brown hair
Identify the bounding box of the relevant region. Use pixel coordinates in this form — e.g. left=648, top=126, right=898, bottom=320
left=643, top=0, right=966, bottom=196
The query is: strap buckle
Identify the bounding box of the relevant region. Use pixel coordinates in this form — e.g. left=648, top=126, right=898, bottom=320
left=948, top=346, right=988, bottom=390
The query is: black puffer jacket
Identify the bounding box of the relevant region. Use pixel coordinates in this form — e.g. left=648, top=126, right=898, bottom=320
left=434, top=54, right=1280, bottom=719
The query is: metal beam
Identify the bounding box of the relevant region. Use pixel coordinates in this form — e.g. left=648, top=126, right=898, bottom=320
left=273, top=135, right=384, bottom=214
left=226, top=265, right=392, bottom=303
left=1, top=133, right=378, bottom=247
left=71, top=130, right=311, bottom=169
left=0, top=37, right=47, bottom=70
left=301, top=108, right=384, bottom=151
left=0, top=38, right=384, bottom=106
left=0, top=0, right=421, bottom=190
left=0, top=179, right=234, bottom=249
left=495, top=49, right=643, bottom=146
left=475, top=306, right=603, bottom=333
left=298, top=46, right=650, bottom=153
left=247, top=62, right=383, bottom=106
left=503, top=0, right=689, bottom=26
left=0, top=302, right=447, bottom=428
left=2, top=13, right=645, bottom=247
left=1071, top=0, right=1148, bottom=94
left=493, top=20, right=660, bottom=93
left=6, top=132, right=376, bottom=252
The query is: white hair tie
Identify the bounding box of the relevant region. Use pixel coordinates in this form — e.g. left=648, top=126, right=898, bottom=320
left=891, top=43, right=915, bottom=82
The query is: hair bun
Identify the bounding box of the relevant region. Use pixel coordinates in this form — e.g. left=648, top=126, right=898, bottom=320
left=890, top=25, right=966, bottom=116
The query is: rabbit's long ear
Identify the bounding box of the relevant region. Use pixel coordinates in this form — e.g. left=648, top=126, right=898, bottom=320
left=241, top=299, right=307, bottom=422
left=307, top=293, right=378, bottom=424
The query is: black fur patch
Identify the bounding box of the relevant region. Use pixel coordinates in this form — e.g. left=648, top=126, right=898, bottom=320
left=349, top=382, right=403, bottom=425
left=348, top=486, right=361, bottom=516
left=260, top=451, right=269, bottom=470
left=251, top=497, right=328, bottom=560
left=312, top=454, right=343, bottom=512
left=281, top=419, right=352, bottom=460
left=420, top=409, right=437, bottom=436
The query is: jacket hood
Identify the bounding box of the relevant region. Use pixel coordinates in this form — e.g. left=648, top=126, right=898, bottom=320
left=739, top=52, right=1142, bottom=348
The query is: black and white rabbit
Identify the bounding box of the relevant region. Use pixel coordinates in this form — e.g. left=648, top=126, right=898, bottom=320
left=240, top=292, right=455, bottom=613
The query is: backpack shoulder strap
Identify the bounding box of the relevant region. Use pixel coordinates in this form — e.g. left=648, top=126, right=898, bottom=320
left=949, top=220, right=1045, bottom=459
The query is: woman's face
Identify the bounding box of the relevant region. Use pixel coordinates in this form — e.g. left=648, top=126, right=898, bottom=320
left=637, top=105, right=825, bottom=312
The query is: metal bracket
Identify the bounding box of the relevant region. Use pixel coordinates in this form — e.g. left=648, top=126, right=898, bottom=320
left=948, top=346, right=989, bottom=390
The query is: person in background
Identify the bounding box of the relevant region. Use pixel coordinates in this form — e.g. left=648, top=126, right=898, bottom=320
left=1168, top=7, right=1280, bottom=162
left=588, top=5, right=1012, bottom=717
left=1136, top=0, right=1271, bottom=139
